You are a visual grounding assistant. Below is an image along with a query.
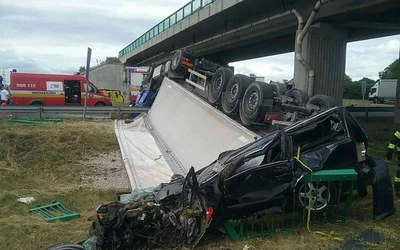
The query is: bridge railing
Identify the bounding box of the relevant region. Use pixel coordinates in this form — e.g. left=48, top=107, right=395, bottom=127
left=118, top=0, right=216, bottom=58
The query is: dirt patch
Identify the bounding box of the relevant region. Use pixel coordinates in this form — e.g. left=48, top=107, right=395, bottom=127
left=80, top=150, right=130, bottom=191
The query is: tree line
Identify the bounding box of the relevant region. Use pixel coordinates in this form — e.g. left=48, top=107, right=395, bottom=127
left=344, top=58, right=399, bottom=100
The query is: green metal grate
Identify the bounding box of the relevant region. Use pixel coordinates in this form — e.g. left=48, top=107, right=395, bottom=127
left=223, top=169, right=358, bottom=241
left=29, top=200, right=80, bottom=222
left=8, top=119, right=62, bottom=124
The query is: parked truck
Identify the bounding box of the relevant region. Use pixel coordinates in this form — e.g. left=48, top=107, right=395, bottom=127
left=368, top=79, right=398, bottom=104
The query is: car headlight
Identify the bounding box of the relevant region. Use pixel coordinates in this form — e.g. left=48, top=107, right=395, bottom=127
left=356, top=142, right=366, bottom=162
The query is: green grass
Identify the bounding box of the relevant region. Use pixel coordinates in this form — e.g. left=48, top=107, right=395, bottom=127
left=1, top=118, right=400, bottom=250
left=343, top=100, right=395, bottom=108
left=0, top=119, right=120, bottom=250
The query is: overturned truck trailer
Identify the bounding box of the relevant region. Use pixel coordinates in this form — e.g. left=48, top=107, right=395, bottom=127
left=47, top=76, right=395, bottom=250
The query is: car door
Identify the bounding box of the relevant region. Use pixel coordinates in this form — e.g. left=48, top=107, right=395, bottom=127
left=223, top=159, right=294, bottom=218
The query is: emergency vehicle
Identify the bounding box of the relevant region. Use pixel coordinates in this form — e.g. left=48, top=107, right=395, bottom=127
left=9, top=73, right=112, bottom=106
left=127, top=67, right=149, bottom=102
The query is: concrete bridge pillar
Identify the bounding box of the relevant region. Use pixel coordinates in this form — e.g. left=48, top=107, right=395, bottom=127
left=294, top=23, right=348, bottom=103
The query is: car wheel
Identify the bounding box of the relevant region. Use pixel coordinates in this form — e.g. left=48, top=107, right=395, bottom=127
left=240, top=81, right=274, bottom=123
left=285, top=88, right=309, bottom=106
left=222, top=74, right=252, bottom=115
left=308, top=94, right=338, bottom=110
left=30, top=101, right=44, bottom=106
left=269, top=82, right=286, bottom=97
left=95, top=102, right=105, bottom=106
left=208, top=67, right=233, bottom=105
left=296, top=182, right=337, bottom=211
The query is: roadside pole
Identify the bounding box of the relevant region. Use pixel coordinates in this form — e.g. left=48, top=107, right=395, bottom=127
left=83, top=47, right=92, bottom=121
left=361, top=80, right=367, bottom=119
left=394, top=47, right=400, bottom=124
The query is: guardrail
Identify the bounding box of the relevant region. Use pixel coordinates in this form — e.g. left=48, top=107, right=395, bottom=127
left=0, top=106, right=150, bottom=120
left=345, top=106, right=395, bottom=119
left=0, top=106, right=394, bottom=120
left=118, top=0, right=217, bottom=58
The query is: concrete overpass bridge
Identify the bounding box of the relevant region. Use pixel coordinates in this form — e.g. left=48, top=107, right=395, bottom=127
left=118, top=0, right=400, bottom=102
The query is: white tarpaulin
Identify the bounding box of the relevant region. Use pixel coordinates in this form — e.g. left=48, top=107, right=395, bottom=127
left=114, top=116, right=173, bottom=190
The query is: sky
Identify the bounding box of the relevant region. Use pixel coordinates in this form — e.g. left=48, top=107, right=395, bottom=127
left=0, top=0, right=399, bottom=84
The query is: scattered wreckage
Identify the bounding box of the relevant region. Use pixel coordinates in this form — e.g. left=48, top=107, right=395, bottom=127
left=47, top=107, right=393, bottom=250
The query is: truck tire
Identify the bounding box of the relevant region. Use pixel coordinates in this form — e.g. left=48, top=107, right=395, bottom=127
left=222, top=74, right=252, bottom=115
left=208, top=67, right=233, bottom=104
left=308, top=94, right=338, bottom=110
left=270, top=82, right=286, bottom=96
left=285, top=88, right=309, bottom=106
left=240, top=81, right=274, bottom=122
left=171, top=50, right=183, bottom=72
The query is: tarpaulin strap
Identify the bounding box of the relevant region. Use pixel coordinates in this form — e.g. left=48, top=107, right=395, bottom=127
left=388, top=143, right=396, bottom=149
left=295, top=146, right=345, bottom=242
left=395, top=131, right=400, bottom=139
left=294, top=146, right=313, bottom=174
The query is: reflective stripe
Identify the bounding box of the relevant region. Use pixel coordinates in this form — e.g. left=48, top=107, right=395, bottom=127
left=395, top=177, right=400, bottom=183
left=395, top=131, right=400, bottom=139
left=388, top=143, right=396, bottom=149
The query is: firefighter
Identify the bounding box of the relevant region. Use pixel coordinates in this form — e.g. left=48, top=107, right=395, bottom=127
left=386, top=130, right=400, bottom=197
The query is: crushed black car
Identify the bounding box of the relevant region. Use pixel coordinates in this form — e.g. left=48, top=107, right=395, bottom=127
left=70, top=107, right=394, bottom=250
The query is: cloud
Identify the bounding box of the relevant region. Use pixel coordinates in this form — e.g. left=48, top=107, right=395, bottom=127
left=271, top=66, right=284, bottom=72
left=0, top=0, right=189, bottom=75
left=230, top=53, right=294, bottom=82
left=346, top=36, right=400, bottom=80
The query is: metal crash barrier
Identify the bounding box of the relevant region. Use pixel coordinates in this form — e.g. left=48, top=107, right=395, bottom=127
left=223, top=169, right=358, bottom=241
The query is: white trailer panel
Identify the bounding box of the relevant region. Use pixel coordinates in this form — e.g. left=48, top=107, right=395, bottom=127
left=147, top=77, right=258, bottom=173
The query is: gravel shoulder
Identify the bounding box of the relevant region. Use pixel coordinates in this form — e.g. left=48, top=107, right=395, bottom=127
left=80, top=149, right=131, bottom=191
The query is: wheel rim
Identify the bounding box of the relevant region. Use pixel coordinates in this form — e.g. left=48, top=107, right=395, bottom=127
left=229, top=82, right=239, bottom=100
left=248, top=91, right=259, bottom=110
left=298, top=183, right=330, bottom=211
left=213, top=75, right=223, bottom=92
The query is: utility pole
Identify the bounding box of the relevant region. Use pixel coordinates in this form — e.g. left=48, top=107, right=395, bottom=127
left=83, top=47, right=92, bottom=121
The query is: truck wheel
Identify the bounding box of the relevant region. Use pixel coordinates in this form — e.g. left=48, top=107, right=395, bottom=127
left=285, top=88, right=309, bottom=106
left=30, top=101, right=44, bottom=106
left=222, top=74, right=252, bottom=115
left=171, top=50, right=183, bottom=72
left=208, top=67, right=233, bottom=105
left=270, top=82, right=286, bottom=96
left=240, top=81, right=274, bottom=122
left=308, top=94, right=338, bottom=110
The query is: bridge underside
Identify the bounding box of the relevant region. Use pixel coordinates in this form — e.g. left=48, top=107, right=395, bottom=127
left=123, top=0, right=400, bottom=66
left=121, top=0, right=400, bottom=103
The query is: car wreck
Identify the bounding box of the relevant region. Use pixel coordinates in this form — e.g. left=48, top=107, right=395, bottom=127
left=72, top=107, right=393, bottom=250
